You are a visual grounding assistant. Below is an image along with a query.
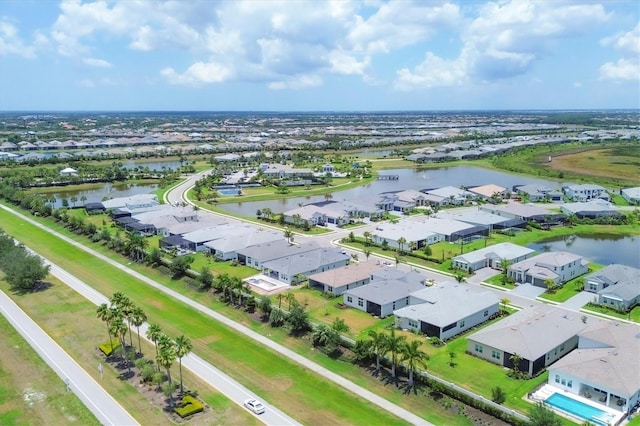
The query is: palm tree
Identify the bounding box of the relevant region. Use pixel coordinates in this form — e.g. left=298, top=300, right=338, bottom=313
left=364, top=249, right=372, bottom=262
left=96, top=303, right=115, bottom=351
left=402, top=340, right=429, bottom=388
left=156, top=339, right=177, bottom=408
left=276, top=293, right=285, bottom=309
left=499, top=258, right=511, bottom=285
left=146, top=323, right=163, bottom=370
left=130, top=306, right=147, bottom=356
left=500, top=298, right=510, bottom=314
left=454, top=271, right=466, bottom=284
left=174, top=335, right=192, bottom=395
left=283, top=228, right=294, bottom=244
left=367, top=330, right=386, bottom=375
left=384, top=329, right=406, bottom=380
left=510, top=353, right=523, bottom=376
left=285, top=293, right=297, bottom=311
left=397, top=237, right=407, bottom=253
left=110, top=316, right=131, bottom=375
left=363, top=231, right=371, bottom=246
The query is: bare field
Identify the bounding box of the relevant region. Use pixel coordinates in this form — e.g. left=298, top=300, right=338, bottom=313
left=549, top=147, right=640, bottom=183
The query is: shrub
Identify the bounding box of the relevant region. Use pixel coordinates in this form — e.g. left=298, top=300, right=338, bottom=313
left=99, top=341, right=120, bottom=357
left=141, top=364, right=155, bottom=383
left=174, top=395, right=205, bottom=418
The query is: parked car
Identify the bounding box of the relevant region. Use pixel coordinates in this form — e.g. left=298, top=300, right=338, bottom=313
left=243, top=398, right=265, bottom=415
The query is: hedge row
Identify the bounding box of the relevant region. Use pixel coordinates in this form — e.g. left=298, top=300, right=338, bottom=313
left=174, top=394, right=204, bottom=418
left=98, top=341, right=120, bottom=357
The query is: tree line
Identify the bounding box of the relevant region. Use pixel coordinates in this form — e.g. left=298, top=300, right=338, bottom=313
left=0, top=228, right=50, bottom=293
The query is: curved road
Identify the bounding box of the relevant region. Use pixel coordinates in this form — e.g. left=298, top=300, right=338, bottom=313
left=0, top=290, right=138, bottom=426
left=1, top=203, right=429, bottom=426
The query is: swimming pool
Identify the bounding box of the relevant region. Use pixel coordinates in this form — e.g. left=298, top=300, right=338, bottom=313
left=545, top=393, right=615, bottom=426
left=218, top=188, right=241, bottom=195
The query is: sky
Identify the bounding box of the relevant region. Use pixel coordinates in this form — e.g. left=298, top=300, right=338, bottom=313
left=0, top=0, right=638, bottom=112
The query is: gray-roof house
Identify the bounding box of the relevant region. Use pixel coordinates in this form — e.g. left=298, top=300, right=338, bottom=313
left=181, top=226, right=225, bottom=252
left=452, top=242, right=536, bottom=272
left=101, top=194, right=159, bottom=210
left=621, top=187, right=640, bottom=205
left=423, top=186, right=476, bottom=206
left=436, top=209, right=526, bottom=232
left=467, top=306, right=589, bottom=376
left=479, top=202, right=560, bottom=223
left=560, top=200, right=623, bottom=220
left=394, top=282, right=499, bottom=340
left=236, top=240, right=321, bottom=270
left=261, top=247, right=350, bottom=284
left=563, top=184, right=610, bottom=202
left=508, top=251, right=589, bottom=287
left=585, top=264, right=639, bottom=293
left=514, top=184, right=563, bottom=202
left=548, top=321, right=640, bottom=416
left=587, top=264, right=640, bottom=311
left=203, top=227, right=284, bottom=261
left=308, top=261, right=382, bottom=295
left=343, top=270, right=427, bottom=318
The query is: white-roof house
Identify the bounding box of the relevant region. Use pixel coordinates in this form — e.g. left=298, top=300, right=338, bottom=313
left=508, top=251, right=589, bottom=287
left=394, top=282, right=500, bottom=340
left=452, top=242, right=536, bottom=272
left=467, top=305, right=591, bottom=376
left=548, top=321, right=640, bottom=416
left=621, top=187, right=640, bottom=205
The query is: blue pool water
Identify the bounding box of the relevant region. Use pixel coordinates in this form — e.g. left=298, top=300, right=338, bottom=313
left=218, top=188, right=241, bottom=195
left=545, top=393, right=613, bottom=426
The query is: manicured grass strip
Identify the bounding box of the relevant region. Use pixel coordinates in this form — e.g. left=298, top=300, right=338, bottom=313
left=0, top=208, right=410, bottom=426
left=0, top=308, right=100, bottom=426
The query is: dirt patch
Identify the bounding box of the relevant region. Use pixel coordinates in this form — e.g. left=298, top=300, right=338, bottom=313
left=549, top=147, right=640, bottom=183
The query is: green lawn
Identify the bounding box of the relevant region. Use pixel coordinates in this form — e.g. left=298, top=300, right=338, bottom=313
left=538, top=264, right=603, bottom=303
left=582, top=304, right=640, bottom=322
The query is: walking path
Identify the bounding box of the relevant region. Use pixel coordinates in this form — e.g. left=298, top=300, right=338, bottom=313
left=1, top=203, right=431, bottom=426
left=0, top=290, right=138, bottom=426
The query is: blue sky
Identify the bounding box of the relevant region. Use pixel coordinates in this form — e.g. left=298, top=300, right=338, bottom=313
left=0, top=0, right=638, bottom=111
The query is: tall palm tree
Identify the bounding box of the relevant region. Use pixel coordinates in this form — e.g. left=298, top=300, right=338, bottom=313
left=283, top=228, right=294, bottom=244
left=367, top=330, right=386, bottom=375
left=363, top=231, right=371, bottom=246
left=384, top=329, right=406, bottom=380
left=110, top=316, right=131, bottom=375
left=174, top=335, right=192, bottom=395
left=402, top=340, right=429, bottom=388
left=96, top=303, right=115, bottom=351
left=397, top=237, right=407, bottom=253
left=156, top=339, right=177, bottom=408
left=500, top=298, right=510, bottom=314
left=130, top=305, right=147, bottom=356
left=364, top=249, right=372, bottom=262
left=146, top=323, right=163, bottom=370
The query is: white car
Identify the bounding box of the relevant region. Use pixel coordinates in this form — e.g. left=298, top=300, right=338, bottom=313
left=243, top=398, right=265, bottom=415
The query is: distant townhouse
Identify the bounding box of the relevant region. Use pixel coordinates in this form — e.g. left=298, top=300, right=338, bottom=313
left=394, top=282, right=499, bottom=340
left=563, top=184, right=609, bottom=202
left=548, top=321, right=640, bottom=416
left=560, top=200, right=623, bottom=219
left=514, top=184, right=563, bottom=202
left=620, top=187, right=640, bottom=205
left=452, top=242, right=535, bottom=272
left=508, top=251, right=589, bottom=287
left=467, top=306, right=589, bottom=376
left=308, top=261, right=382, bottom=295
left=343, top=270, right=427, bottom=318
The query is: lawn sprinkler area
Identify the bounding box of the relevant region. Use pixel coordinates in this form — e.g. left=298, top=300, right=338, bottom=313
left=245, top=274, right=290, bottom=294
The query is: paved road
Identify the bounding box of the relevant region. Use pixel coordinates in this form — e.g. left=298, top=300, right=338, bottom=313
left=31, top=246, right=300, bottom=426
left=1, top=204, right=428, bottom=426
left=0, top=290, right=138, bottom=426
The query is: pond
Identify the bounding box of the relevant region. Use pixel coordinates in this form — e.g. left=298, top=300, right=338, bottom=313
left=44, top=182, right=159, bottom=209
left=527, top=234, right=640, bottom=268
left=219, top=165, right=560, bottom=216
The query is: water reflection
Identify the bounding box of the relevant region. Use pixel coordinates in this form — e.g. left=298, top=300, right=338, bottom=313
left=528, top=235, right=639, bottom=268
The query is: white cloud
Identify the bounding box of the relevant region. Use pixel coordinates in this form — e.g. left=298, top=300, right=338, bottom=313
left=395, top=1, right=610, bottom=90
left=83, top=57, right=112, bottom=68
left=268, top=74, right=322, bottom=90
left=599, top=58, right=640, bottom=81
left=0, top=19, right=37, bottom=58
left=161, top=62, right=232, bottom=86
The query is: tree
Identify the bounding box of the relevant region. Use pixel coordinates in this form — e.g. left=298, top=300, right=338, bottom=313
left=363, top=231, right=371, bottom=246
left=110, top=316, right=131, bottom=376
left=198, top=267, right=214, bottom=291
left=500, top=298, right=510, bottom=314
left=174, top=335, right=192, bottom=395
left=146, top=323, right=163, bottom=369
left=402, top=340, right=429, bottom=388
left=130, top=305, right=147, bottom=356
left=528, top=402, right=562, bottom=426
left=367, top=330, right=386, bottom=375
left=3, top=252, right=50, bottom=292
left=454, top=271, right=466, bottom=284
left=258, top=295, right=272, bottom=320
left=397, top=237, right=407, bottom=253
left=286, top=304, right=310, bottom=335
left=170, top=255, right=194, bottom=277
left=491, top=386, right=506, bottom=404
left=283, top=228, right=294, bottom=244
left=422, top=244, right=432, bottom=257
left=510, top=353, right=523, bottom=377
left=312, top=324, right=341, bottom=354
left=285, top=292, right=297, bottom=311
left=70, top=196, right=78, bottom=207
left=499, top=258, right=511, bottom=285
left=96, top=303, right=116, bottom=352
left=545, top=278, right=559, bottom=294
left=384, top=329, right=406, bottom=380
left=156, top=337, right=177, bottom=408
left=331, top=317, right=349, bottom=333
left=364, top=249, right=372, bottom=262
left=269, top=308, right=286, bottom=327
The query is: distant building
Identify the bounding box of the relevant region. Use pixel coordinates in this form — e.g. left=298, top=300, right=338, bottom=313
left=620, top=187, right=640, bottom=205
left=563, top=184, right=609, bottom=202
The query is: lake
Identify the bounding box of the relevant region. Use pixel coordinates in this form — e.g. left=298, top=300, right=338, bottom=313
left=528, top=234, right=640, bottom=268
left=46, top=183, right=159, bottom=208
left=219, top=165, right=560, bottom=216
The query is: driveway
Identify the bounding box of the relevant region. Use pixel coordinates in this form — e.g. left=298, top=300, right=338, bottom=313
left=510, top=283, right=546, bottom=299
left=560, top=291, right=597, bottom=312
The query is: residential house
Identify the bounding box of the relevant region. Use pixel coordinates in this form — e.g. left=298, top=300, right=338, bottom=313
left=467, top=184, right=508, bottom=202
left=262, top=164, right=313, bottom=179
left=203, top=228, right=283, bottom=261
left=452, top=242, right=536, bottom=272
left=563, top=184, right=610, bottom=202
left=422, top=186, right=476, bottom=206
left=621, top=187, right=640, bottom=205
left=585, top=264, right=639, bottom=293
left=343, top=270, right=427, bottom=318
left=508, top=251, right=589, bottom=287
left=560, top=200, right=624, bottom=220
left=480, top=202, right=562, bottom=224
left=514, top=184, right=563, bottom=202
left=282, top=205, right=328, bottom=227
left=237, top=240, right=321, bottom=270
left=467, top=306, right=589, bottom=376
left=585, top=264, right=640, bottom=312
left=548, top=321, right=640, bottom=416
left=101, top=194, right=159, bottom=211
left=308, top=261, right=382, bottom=295
left=394, top=282, right=499, bottom=340
left=436, top=208, right=526, bottom=232
left=261, top=247, right=350, bottom=284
